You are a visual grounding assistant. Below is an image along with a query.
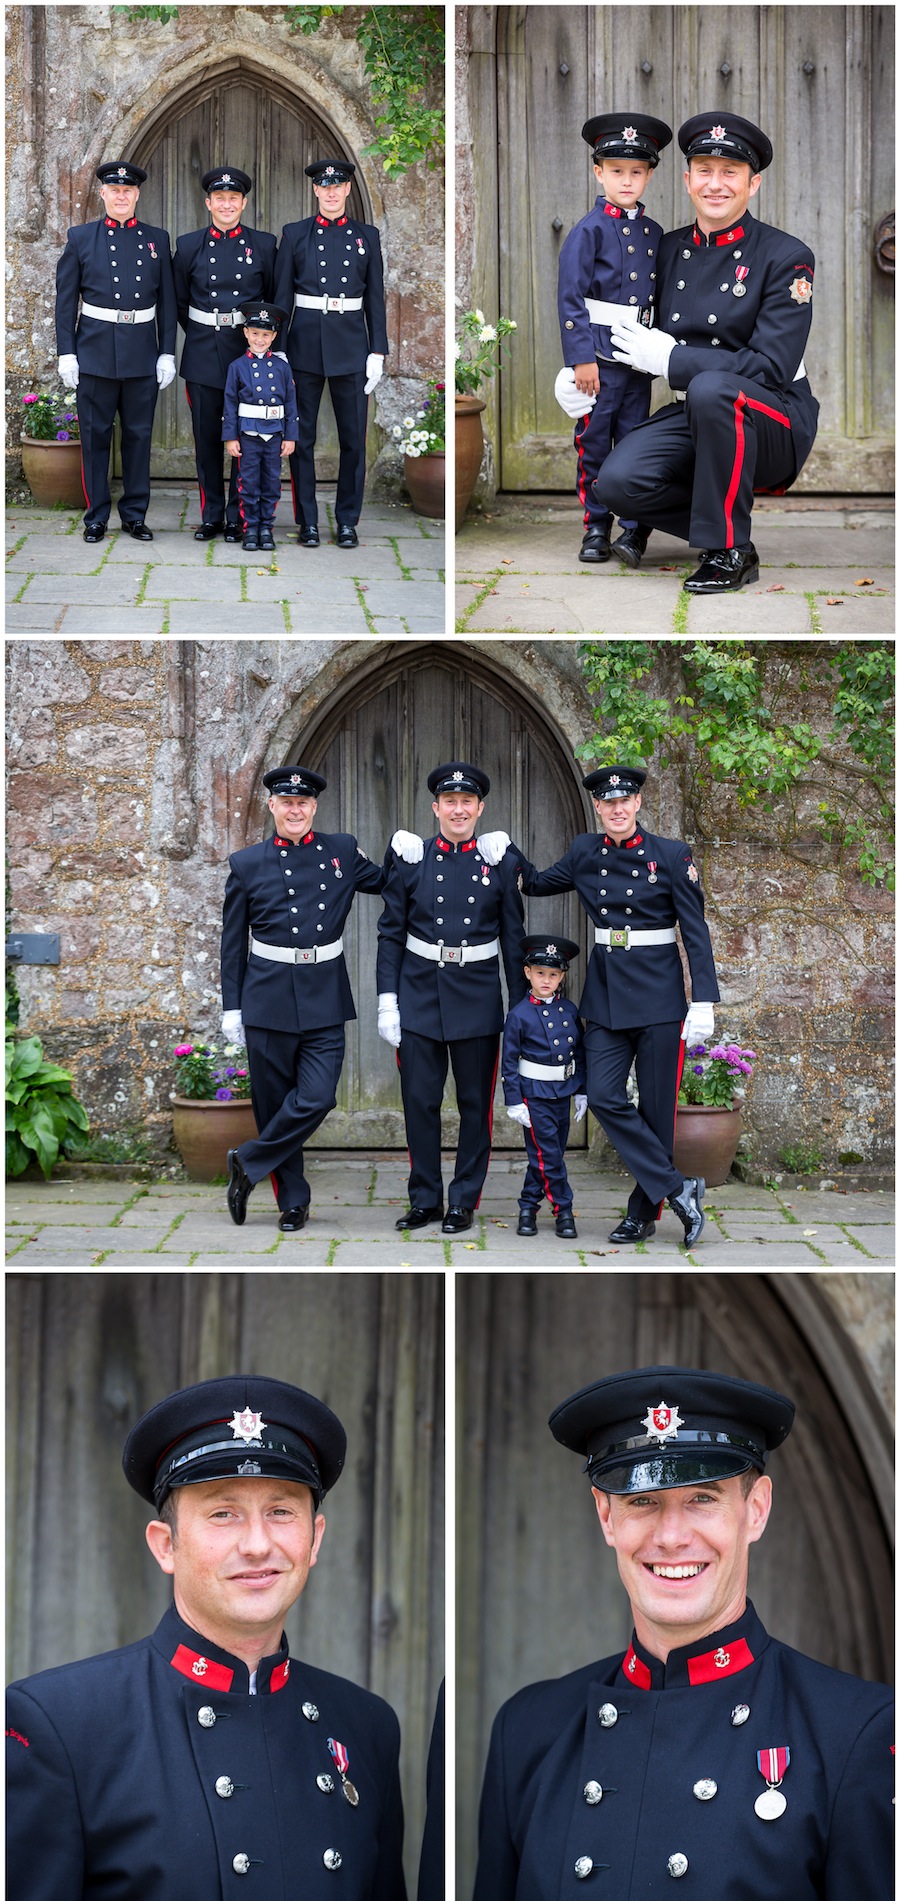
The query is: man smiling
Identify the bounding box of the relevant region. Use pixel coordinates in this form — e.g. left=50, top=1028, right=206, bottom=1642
left=473, top=1365, right=893, bottom=1900
left=7, top=1375, right=406, bottom=1900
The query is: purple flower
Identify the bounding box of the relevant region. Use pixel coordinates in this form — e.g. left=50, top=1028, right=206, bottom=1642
left=174, top=1043, right=194, bottom=1056
left=225, top=1066, right=237, bottom=1078
left=691, top=1044, right=708, bottom=1057
left=709, top=1044, right=728, bottom=1060
left=744, top=1050, right=757, bottom=1061
left=215, top=1086, right=233, bottom=1101
left=56, top=430, right=70, bottom=441
left=692, top=1064, right=704, bottom=1075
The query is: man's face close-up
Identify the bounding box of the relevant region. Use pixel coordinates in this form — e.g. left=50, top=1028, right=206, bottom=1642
left=268, top=793, right=317, bottom=839
left=313, top=178, right=353, bottom=221
left=206, top=189, right=248, bottom=230
left=593, top=1472, right=772, bottom=1649
left=686, top=156, right=761, bottom=228
left=99, top=181, right=141, bottom=223
left=432, top=791, right=484, bottom=841
left=148, top=1477, right=325, bottom=1650
left=594, top=791, right=642, bottom=840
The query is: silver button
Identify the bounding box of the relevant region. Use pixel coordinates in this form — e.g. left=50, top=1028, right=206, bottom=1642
left=575, top=1858, right=593, bottom=1880
left=731, top=1703, right=750, bottom=1726
left=622, top=226, right=630, bottom=236
left=628, top=271, right=638, bottom=282
left=627, top=244, right=635, bottom=254
left=317, top=1773, right=335, bottom=1793
left=734, top=249, right=742, bottom=258
left=197, top=1706, right=216, bottom=1728
left=648, top=247, right=654, bottom=256
left=583, top=1780, right=603, bottom=1805
left=625, top=908, right=632, bottom=915
left=693, top=1779, right=717, bottom=1801
left=628, top=295, right=637, bottom=304
left=668, top=1854, right=689, bottom=1878
left=215, top=1776, right=235, bottom=1798
left=318, top=903, right=325, bottom=910
left=720, top=283, right=729, bottom=292
left=324, top=1850, right=342, bottom=1871
left=233, top=1855, right=251, bottom=1875
left=600, top=907, right=607, bottom=916
left=303, top=1701, right=320, bottom=1720
left=626, top=888, right=633, bottom=895
left=708, top=314, right=717, bottom=324
left=671, top=312, right=680, bottom=322
left=598, top=1702, right=618, bottom=1727
left=682, top=247, right=692, bottom=258
left=320, top=883, right=327, bottom=890
left=677, top=279, right=685, bottom=289
left=711, top=337, right=720, bottom=345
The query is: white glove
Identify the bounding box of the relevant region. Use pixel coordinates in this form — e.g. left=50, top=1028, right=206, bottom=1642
left=377, top=992, right=402, bottom=1048
left=391, top=829, right=424, bottom=864
left=477, top=831, right=511, bottom=867
left=221, top=1010, right=246, bottom=1047
left=58, top=354, right=79, bottom=389
left=682, top=1003, right=716, bottom=1045
left=554, top=365, right=595, bottom=419
left=573, top=1094, right=588, bottom=1123
left=273, top=351, right=289, bottom=362
left=609, top=321, right=675, bottom=380
left=364, top=353, right=384, bottom=395
left=506, top=1102, right=531, bottom=1128
left=156, top=354, right=177, bottom=389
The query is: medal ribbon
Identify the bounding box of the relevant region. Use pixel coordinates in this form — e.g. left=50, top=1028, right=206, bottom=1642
left=757, top=1746, right=790, bottom=1784
left=328, top=1737, right=350, bottom=1777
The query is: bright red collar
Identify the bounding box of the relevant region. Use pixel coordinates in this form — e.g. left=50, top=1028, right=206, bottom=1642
left=603, top=831, right=643, bottom=848
left=315, top=213, right=349, bottom=227
left=274, top=832, right=315, bottom=847
left=436, top=835, right=478, bottom=852
left=622, top=1633, right=755, bottom=1690
left=169, top=1642, right=291, bottom=1695
left=247, top=348, right=272, bottom=358
left=209, top=224, right=243, bottom=239
left=105, top=216, right=138, bottom=229
left=692, top=221, right=746, bottom=248
left=603, top=200, right=644, bottom=218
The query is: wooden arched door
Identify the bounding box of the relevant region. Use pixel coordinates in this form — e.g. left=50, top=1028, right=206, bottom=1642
left=129, top=64, right=367, bottom=475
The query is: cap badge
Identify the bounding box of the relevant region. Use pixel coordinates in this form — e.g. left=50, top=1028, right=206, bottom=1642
left=711, top=125, right=727, bottom=140
left=641, top=1401, right=683, bottom=1445
left=290, top=774, right=301, bottom=785
left=609, top=773, right=620, bottom=786
left=230, top=1408, right=266, bottom=1444
left=623, top=126, right=638, bottom=141
left=546, top=943, right=557, bottom=955
left=221, top=173, right=233, bottom=183
left=452, top=770, right=464, bottom=782
left=117, top=167, right=128, bottom=178
left=325, top=166, right=336, bottom=177
left=258, top=309, right=270, bottom=323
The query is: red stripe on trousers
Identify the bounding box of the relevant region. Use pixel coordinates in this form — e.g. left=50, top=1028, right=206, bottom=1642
left=523, top=1096, right=559, bottom=1215
left=575, top=412, right=593, bottom=522
left=724, top=391, right=792, bottom=549
left=655, top=1031, right=688, bottom=1220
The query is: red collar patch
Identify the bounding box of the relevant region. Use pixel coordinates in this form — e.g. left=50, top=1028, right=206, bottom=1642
left=436, top=836, right=478, bottom=852
left=603, top=202, right=622, bottom=218
left=693, top=221, right=746, bottom=248
left=105, top=216, right=138, bottom=230
left=209, top=224, right=243, bottom=240
left=687, top=1637, right=755, bottom=1685
left=273, top=832, right=315, bottom=847
left=315, top=214, right=349, bottom=227
left=270, top=1658, right=291, bottom=1693
left=622, top=1643, right=652, bottom=1690
left=170, top=1644, right=234, bottom=1691
left=602, top=832, right=643, bottom=849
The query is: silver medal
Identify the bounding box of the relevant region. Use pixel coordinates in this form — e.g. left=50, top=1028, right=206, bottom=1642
left=755, top=1787, right=787, bottom=1820
left=732, top=283, right=747, bottom=296
left=342, top=1777, right=360, bottom=1807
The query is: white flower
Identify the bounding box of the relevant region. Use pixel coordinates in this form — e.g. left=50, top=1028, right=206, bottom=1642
left=507, top=318, right=517, bottom=329
left=474, top=307, right=485, bottom=324
left=416, top=408, right=426, bottom=417
left=391, top=423, right=402, bottom=437
left=406, top=445, right=420, bottom=458
left=479, top=323, right=497, bottom=342
left=403, top=416, right=415, bottom=428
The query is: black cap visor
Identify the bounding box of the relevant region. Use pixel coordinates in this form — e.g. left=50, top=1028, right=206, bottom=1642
left=154, top=1423, right=323, bottom=1510
left=590, top=1447, right=760, bottom=1495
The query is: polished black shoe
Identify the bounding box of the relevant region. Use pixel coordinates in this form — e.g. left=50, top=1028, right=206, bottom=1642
left=258, top=527, right=275, bottom=551
left=123, top=520, right=153, bottom=541
left=242, top=532, right=260, bottom=551
left=517, top=1208, right=538, bottom=1236
left=611, top=524, right=650, bottom=569
left=578, top=524, right=611, bottom=564
left=608, top=1215, right=656, bottom=1244
left=555, top=1211, right=578, bottom=1239
left=668, top=1176, right=706, bottom=1248
left=442, top=1205, right=474, bottom=1234
left=395, top=1204, right=444, bottom=1230
left=83, top=522, right=106, bottom=543
left=278, top=1206, right=308, bottom=1232
left=194, top=520, right=224, bottom=541
left=223, top=522, right=243, bottom=543
left=297, top=524, right=320, bottom=547
left=226, top=1148, right=253, bottom=1226
left=683, top=544, right=759, bottom=592
left=335, top=524, right=359, bottom=548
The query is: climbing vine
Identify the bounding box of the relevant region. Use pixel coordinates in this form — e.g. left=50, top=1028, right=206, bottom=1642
left=577, top=641, right=894, bottom=890
left=284, top=6, right=444, bottom=177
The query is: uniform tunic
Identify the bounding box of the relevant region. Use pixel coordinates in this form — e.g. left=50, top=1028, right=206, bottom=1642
left=473, top=1601, right=893, bottom=1901
left=273, top=214, right=389, bottom=527
left=221, top=350, right=299, bottom=530
left=502, top=992, right=586, bottom=1215
left=55, top=214, right=177, bottom=527
left=173, top=222, right=277, bottom=524
left=595, top=215, right=820, bottom=547
left=7, top=1603, right=406, bottom=1901
left=558, top=197, right=662, bottom=528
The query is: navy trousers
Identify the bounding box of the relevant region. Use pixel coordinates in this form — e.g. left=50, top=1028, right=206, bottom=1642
left=574, top=363, right=649, bottom=528
left=77, top=372, right=158, bottom=527
left=289, top=371, right=368, bottom=526
left=236, top=432, right=284, bottom=530
left=519, top=1097, right=574, bottom=1215
left=185, top=380, right=241, bottom=524
left=397, top=1030, right=500, bottom=1211
left=239, top=1023, right=346, bottom=1211
left=584, top=1018, right=685, bottom=1223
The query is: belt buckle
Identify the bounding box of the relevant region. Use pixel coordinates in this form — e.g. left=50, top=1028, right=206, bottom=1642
left=295, top=947, right=316, bottom=965
left=117, top=310, right=135, bottom=324
left=266, top=407, right=280, bottom=420
left=609, top=927, right=630, bottom=950
left=219, top=313, right=233, bottom=327
left=326, top=295, right=343, bottom=313
left=443, top=946, right=460, bottom=963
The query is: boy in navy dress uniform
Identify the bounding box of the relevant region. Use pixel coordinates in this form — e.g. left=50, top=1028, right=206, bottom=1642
left=222, top=303, right=298, bottom=551
left=7, top=1374, right=407, bottom=1901
left=473, top=1364, right=893, bottom=1901
left=502, top=934, right=587, bottom=1239
left=555, top=112, right=672, bottom=568
left=173, top=165, right=277, bottom=542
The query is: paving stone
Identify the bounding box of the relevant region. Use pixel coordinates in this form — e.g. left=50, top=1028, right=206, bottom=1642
left=58, top=603, right=167, bottom=633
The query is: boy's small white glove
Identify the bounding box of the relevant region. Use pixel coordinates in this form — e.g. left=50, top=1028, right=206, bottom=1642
left=391, top=830, right=424, bottom=864
left=506, top=1103, right=531, bottom=1128
left=477, top=831, right=511, bottom=867
left=573, top=1094, right=588, bottom=1122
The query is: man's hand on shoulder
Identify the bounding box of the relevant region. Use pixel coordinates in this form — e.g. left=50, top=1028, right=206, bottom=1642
left=477, top=831, right=511, bottom=867
left=391, top=830, right=424, bottom=864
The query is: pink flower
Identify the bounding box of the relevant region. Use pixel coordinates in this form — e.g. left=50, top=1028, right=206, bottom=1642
left=173, top=1042, right=194, bottom=1056
left=22, top=393, right=38, bottom=405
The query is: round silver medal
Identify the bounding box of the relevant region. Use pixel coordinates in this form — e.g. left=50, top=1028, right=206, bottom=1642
left=755, top=1787, right=787, bottom=1820
left=733, top=283, right=747, bottom=296
left=342, top=1777, right=360, bottom=1807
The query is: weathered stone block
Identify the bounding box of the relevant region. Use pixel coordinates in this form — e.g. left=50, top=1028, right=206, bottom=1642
left=64, top=723, right=147, bottom=769
left=97, top=667, right=159, bottom=703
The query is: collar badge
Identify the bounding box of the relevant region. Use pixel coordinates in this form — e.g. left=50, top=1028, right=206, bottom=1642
left=193, top=1656, right=209, bottom=1677
left=641, top=1400, right=683, bottom=1445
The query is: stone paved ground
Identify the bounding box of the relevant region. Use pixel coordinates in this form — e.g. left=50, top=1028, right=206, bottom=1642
left=6, top=483, right=444, bottom=635
left=6, top=1155, right=893, bottom=1269
left=455, top=497, right=893, bottom=636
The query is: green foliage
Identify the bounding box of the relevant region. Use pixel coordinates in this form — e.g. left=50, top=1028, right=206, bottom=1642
left=62, top=1128, right=155, bottom=1166
left=779, top=1139, right=824, bottom=1174
left=113, top=5, right=178, bottom=19
left=455, top=311, right=518, bottom=395
left=577, top=641, right=894, bottom=889
left=678, top=1042, right=756, bottom=1109
left=6, top=1025, right=89, bottom=1180
left=837, top=1149, right=864, bottom=1166
left=20, top=391, right=80, bottom=442
left=285, top=7, right=444, bottom=177
left=173, top=1042, right=252, bottom=1101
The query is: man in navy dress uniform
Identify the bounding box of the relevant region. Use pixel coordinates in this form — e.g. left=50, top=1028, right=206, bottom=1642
left=486, top=765, right=717, bottom=1247
left=7, top=1374, right=407, bottom=1901
left=56, top=159, right=177, bottom=542
left=555, top=112, right=672, bottom=567
left=222, top=303, right=298, bottom=551
left=273, top=158, right=388, bottom=548
left=173, top=165, right=277, bottom=542
left=472, top=1364, right=893, bottom=1900
left=376, top=763, right=526, bottom=1236
left=502, top=934, right=587, bottom=1239
left=595, top=112, right=819, bottom=591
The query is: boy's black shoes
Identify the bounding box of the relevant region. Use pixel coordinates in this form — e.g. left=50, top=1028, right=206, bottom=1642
left=578, top=525, right=611, bottom=564
left=555, top=1211, right=577, bottom=1238
left=517, top=1208, right=538, bottom=1236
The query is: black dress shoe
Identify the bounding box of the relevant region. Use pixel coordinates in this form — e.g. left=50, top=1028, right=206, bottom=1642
left=683, top=544, right=759, bottom=592
left=194, top=521, right=224, bottom=541
left=83, top=522, right=106, bottom=543
left=668, top=1176, right=706, bottom=1247
left=335, top=524, right=359, bottom=548
left=555, top=1211, right=578, bottom=1238
left=278, top=1206, right=308, bottom=1232
left=258, top=527, right=275, bottom=551
left=607, top=1215, right=656, bottom=1244
left=578, top=524, right=611, bottom=564
left=123, top=520, right=153, bottom=541
left=242, top=532, right=260, bottom=551
left=441, top=1205, right=474, bottom=1234
left=611, top=524, right=650, bottom=569
left=223, top=522, right=243, bottom=543
left=395, top=1204, right=444, bottom=1231
left=226, top=1148, right=253, bottom=1226
left=516, top=1208, right=538, bottom=1236
left=297, top=525, right=320, bottom=547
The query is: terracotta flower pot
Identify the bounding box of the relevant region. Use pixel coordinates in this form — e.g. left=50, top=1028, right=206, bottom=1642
left=673, top=1104, right=743, bottom=1189
left=455, top=392, right=487, bottom=529
left=171, top=1096, right=258, bottom=1183
left=403, top=450, right=446, bottom=519
left=21, top=437, right=85, bottom=508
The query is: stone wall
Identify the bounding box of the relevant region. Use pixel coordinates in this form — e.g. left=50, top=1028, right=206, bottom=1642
left=5, top=4, right=443, bottom=496
left=5, top=637, right=894, bottom=1170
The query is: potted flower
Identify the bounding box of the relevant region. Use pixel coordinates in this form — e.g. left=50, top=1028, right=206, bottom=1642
left=171, top=1041, right=257, bottom=1182
left=393, top=376, right=445, bottom=518
left=454, top=308, right=517, bottom=529
left=20, top=388, right=83, bottom=507
left=674, top=1040, right=756, bottom=1187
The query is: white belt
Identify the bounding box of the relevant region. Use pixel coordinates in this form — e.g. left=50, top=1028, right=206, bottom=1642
left=295, top=293, right=363, bottom=314
left=189, top=305, right=246, bottom=328
left=250, top=934, right=343, bottom=966
left=595, top=926, right=677, bottom=949
left=673, top=355, right=808, bottom=400
left=238, top=403, right=284, bottom=419
left=80, top=301, right=157, bottom=325
left=585, top=298, right=650, bottom=326
left=405, top=933, right=499, bottom=967
left=519, top=1058, right=577, bottom=1081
